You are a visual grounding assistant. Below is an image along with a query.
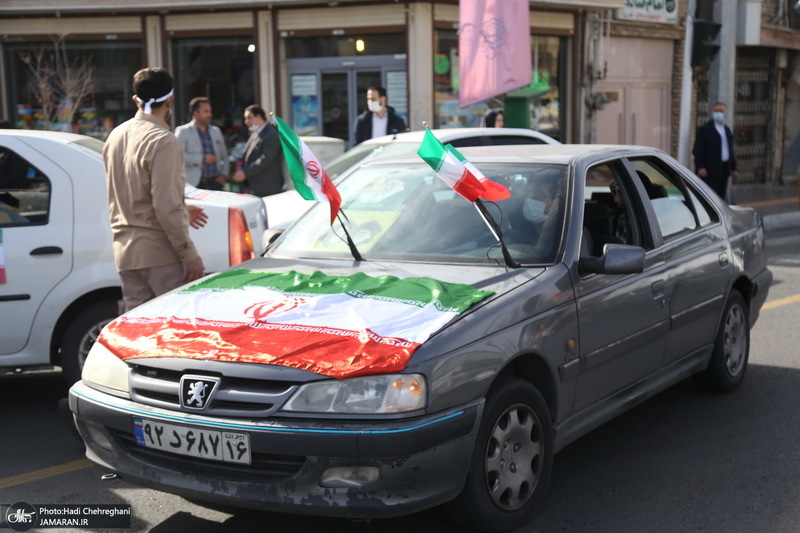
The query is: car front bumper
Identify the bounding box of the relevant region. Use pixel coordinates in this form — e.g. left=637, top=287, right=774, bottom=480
left=69, top=380, right=481, bottom=518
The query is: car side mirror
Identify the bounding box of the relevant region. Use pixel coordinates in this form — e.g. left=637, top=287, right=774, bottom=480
left=579, top=244, right=645, bottom=275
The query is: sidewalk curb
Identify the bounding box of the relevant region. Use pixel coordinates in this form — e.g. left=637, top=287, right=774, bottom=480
left=762, top=212, right=800, bottom=233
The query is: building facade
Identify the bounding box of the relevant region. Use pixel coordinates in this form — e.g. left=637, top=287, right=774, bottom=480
left=0, top=0, right=626, bottom=152
left=1, top=0, right=797, bottom=184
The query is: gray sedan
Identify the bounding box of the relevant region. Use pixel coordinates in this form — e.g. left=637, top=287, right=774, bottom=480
left=70, top=144, right=771, bottom=532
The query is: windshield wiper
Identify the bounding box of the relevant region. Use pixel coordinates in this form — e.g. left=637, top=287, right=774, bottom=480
left=474, top=200, right=520, bottom=269
left=336, top=210, right=364, bottom=261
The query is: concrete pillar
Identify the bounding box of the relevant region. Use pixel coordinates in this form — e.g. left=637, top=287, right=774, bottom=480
left=407, top=2, right=434, bottom=131
left=709, top=0, right=737, bottom=121
left=677, top=0, right=697, bottom=167
left=144, top=15, right=164, bottom=67
left=256, top=10, right=276, bottom=114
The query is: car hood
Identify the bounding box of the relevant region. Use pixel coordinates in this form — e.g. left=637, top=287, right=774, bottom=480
left=97, top=255, right=545, bottom=379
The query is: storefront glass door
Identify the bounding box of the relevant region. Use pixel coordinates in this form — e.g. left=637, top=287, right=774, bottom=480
left=287, top=55, right=406, bottom=147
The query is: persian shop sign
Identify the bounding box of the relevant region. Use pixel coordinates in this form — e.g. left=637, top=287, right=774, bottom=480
left=618, top=0, right=679, bottom=24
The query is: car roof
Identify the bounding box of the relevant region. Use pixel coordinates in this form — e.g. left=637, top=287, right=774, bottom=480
left=0, top=129, right=92, bottom=144
left=361, top=127, right=560, bottom=145
left=360, top=143, right=665, bottom=167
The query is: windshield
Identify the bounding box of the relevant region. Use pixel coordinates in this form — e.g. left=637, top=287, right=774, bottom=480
left=71, top=137, right=105, bottom=157
left=325, top=141, right=428, bottom=181
left=271, top=162, right=568, bottom=265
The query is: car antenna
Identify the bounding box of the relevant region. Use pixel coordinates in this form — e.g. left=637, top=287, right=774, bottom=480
left=336, top=209, right=364, bottom=261
left=473, top=199, right=520, bottom=268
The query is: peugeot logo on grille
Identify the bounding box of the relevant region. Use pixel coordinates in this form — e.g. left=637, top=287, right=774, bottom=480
left=180, top=375, right=220, bottom=411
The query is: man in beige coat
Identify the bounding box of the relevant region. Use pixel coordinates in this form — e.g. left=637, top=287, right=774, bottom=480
left=103, top=67, right=207, bottom=313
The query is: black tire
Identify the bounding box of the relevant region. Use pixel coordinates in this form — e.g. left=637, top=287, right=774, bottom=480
left=60, top=300, right=119, bottom=386
left=446, top=377, right=553, bottom=533
left=694, top=291, right=750, bottom=392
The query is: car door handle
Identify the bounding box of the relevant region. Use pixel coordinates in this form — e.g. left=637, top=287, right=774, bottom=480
left=652, top=279, right=667, bottom=307
left=30, top=246, right=63, bottom=256
left=651, top=280, right=665, bottom=294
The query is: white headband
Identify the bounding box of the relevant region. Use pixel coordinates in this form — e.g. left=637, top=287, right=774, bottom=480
left=134, top=89, right=174, bottom=114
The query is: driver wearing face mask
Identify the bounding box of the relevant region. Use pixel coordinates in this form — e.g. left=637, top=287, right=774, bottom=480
left=354, top=85, right=408, bottom=145
left=507, top=170, right=564, bottom=249
left=522, top=180, right=556, bottom=226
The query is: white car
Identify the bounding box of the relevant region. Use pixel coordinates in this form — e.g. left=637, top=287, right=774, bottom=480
left=0, top=130, right=268, bottom=384
left=265, top=127, right=560, bottom=230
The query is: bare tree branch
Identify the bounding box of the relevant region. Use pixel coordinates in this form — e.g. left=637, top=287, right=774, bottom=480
left=18, top=34, right=95, bottom=131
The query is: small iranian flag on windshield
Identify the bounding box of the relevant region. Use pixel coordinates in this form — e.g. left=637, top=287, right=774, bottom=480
left=99, top=269, right=493, bottom=379
left=274, top=115, right=342, bottom=224
left=417, top=128, right=510, bottom=202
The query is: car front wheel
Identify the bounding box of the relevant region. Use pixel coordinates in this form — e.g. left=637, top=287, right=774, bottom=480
left=695, top=290, right=750, bottom=392
left=447, top=377, right=553, bottom=532
left=60, top=300, right=118, bottom=386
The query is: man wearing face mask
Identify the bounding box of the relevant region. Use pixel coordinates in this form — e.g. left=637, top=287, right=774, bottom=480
left=353, top=85, right=408, bottom=145
left=232, top=104, right=286, bottom=197
left=693, top=102, right=739, bottom=201
left=515, top=172, right=562, bottom=253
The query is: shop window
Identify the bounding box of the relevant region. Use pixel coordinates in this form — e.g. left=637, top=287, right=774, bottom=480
left=286, top=34, right=405, bottom=59
left=3, top=40, right=141, bottom=139
left=433, top=29, right=566, bottom=141
left=171, top=36, right=256, bottom=159
left=0, top=147, right=50, bottom=227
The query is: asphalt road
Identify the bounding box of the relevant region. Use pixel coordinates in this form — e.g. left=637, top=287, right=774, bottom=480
left=1, top=229, right=798, bottom=533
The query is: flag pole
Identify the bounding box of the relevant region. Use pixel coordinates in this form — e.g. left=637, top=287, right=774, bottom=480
left=336, top=211, right=364, bottom=262
left=473, top=199, right=520, bottom=269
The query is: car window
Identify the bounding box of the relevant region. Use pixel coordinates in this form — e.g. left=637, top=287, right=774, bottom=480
left=447, top=136, right=489, bottom=148
left=324, top=143, right=384, bottom=180
left=272, top=162, right=569, bottom=265
left=325, top=142, right=420, bottom=182
left=0, top=147, right=51, bottom=227
left=629, top=158, right=717, bottom=241
left=71, top=137, right=105, bottom=156
left=486, top=135, right=550, bottom=146
left=582, top=162, right=642, bottom=256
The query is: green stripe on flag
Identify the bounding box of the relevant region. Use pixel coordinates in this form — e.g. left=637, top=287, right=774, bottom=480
left=274, top=115, right=316, bottom=201
left=185, top=269, right=493, bottom=313
left=416, top=128, right=447, bottom=173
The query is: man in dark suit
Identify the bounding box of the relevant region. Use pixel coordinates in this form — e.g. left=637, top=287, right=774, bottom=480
left=353, top=86, right=407, bottom=145
left=232, top=105, right=285, bottom=197
left=693, top=102, right=738, bottom=200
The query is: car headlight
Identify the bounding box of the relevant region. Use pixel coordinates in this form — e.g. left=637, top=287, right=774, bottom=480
left=282, top=374, right=427, bottom=414
left=81, top=341, right=130, bottom=393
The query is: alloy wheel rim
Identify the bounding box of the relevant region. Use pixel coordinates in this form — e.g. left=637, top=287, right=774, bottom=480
left=485, top=403, right=543, bottom=511
left=724, top=304, right=747, bottom=377
left=77, top=319, right=113, bottom=369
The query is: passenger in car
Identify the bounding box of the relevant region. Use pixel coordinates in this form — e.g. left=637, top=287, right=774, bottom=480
left=609, top=181, right=632, bottom=244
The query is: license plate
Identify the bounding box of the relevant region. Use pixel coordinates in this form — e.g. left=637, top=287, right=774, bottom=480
left=132, top=417, right=251, bottom=465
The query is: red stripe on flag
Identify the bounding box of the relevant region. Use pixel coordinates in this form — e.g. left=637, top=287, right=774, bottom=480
left=453, top=168, right=488, bottom=203
left=99, top=317, right=419, bottom=379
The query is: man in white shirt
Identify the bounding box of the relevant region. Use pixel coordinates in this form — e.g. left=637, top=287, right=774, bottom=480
left=353, top=85, right=407, bottom=145
left=693, top=102, right=739, bottom=200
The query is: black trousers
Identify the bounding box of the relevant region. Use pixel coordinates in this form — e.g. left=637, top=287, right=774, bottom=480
left=706, top=161, right=730, bottom=200
left=198, top=177, right=224, bottom=191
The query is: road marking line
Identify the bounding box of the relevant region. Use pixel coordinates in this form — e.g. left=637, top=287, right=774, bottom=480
left=762, top=294, right=800, bottom=311
left=0, top=459, right=92, bottom=490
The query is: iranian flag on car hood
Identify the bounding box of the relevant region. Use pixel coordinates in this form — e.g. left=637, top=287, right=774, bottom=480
left=99, top=269, right=493, bottom=379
